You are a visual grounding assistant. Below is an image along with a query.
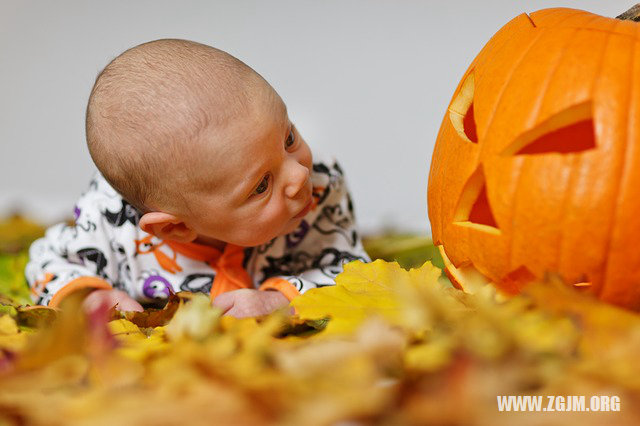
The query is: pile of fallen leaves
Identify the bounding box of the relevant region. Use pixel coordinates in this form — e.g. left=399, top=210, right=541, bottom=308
left=1, top=217, right=640, bottom=425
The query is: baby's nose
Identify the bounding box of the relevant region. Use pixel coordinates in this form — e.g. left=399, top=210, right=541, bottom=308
left=284, top=162, right=310, bottom=199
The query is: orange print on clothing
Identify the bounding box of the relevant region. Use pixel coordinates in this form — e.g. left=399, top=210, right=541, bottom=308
left=32, top=272, right=56, bottom=297
left=135, top=236, right=183, bottom=274
left=311, top=186, right=325, bottom=211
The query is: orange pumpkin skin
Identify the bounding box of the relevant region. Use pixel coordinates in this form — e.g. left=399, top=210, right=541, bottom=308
left=428, top=8, right=640, bottom=309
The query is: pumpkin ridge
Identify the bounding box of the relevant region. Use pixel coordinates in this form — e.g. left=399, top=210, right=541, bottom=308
left=465, top=14, right=538, bottom=138
left=473, top=15, right=535, bottom=85
left=498, top=160, right=521, bottom=279
left=556, top=153, right=579, bottom=285
left=553, top=9, right=638, bottom=37
left=552, top=9, right=606, bottom=29
left=583, top=19, right=630, bottom=298
left=599, top=22, right=640, bottom=302
left=569, top=27, right=640, bottom=41
left=433, top=123, right=447, bottom=244
left=531, top=13, right=605, bottom=123
left=529, top=9, right=593, bottom=28
left=557, top=18, right=615, bottom=292
left=479, top=30, right=543, bottom=145
left=626, top=27, right=640, bottom=307
left=522, top=26, right=581, bottom=143
left=429, top=125, right=440, bottom=244
left=506, top=157, right=527, bottom=274
left=487, top=28, right=568, bottom=276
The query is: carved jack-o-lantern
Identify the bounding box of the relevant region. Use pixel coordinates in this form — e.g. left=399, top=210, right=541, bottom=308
left=428, top=8, right=640, bottom=309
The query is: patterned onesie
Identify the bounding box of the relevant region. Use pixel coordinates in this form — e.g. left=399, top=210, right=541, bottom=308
left=26, top=158, right=370, bottom=307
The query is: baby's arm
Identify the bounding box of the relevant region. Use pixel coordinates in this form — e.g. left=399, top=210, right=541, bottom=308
left=25, top=173, right=137, bottom=310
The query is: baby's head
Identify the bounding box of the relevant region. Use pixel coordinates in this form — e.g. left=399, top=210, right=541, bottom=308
left=86, top=39, right=313, bottom=248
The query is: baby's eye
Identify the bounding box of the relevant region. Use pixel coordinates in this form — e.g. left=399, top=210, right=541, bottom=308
left=284, top=128, right=296, bottom=150
left=253, top=175, right=270, bottom=195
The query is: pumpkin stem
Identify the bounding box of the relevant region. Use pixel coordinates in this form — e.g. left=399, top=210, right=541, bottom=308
left=617, top=4, right=640, bottom=21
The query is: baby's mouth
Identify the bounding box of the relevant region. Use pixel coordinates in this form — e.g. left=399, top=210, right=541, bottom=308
left=293, top=198, right=313, bottom=219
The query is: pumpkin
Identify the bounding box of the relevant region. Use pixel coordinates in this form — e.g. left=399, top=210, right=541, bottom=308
left=427, top=7, right=640, bottom=309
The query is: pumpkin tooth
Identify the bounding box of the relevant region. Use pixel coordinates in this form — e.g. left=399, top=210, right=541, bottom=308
left=438, top=245, right=491, bottom=295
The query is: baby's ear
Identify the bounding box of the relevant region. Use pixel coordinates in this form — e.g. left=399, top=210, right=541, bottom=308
left=139, top=212, right=197, bottom=243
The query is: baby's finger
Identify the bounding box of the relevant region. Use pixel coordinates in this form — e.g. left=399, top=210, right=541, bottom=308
left=115, top=298, right=144, bottom=312
left=82, top=290, right=116, bottom=313
left=223, top=305, right=259, bottom=319
left=211, top=293, right=235, bottom=314
left=83, top=298, right=110, bottom=315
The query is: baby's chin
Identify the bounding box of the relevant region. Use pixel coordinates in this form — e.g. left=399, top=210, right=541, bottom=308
left=199, top=215, right=307, bottom=248
left=281, top=215, right=307, bottom=235
left=238, top=217, right=305, bottom=247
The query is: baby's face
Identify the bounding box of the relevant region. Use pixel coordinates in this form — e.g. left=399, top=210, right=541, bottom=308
left=178, top=97, right=313, bottom=247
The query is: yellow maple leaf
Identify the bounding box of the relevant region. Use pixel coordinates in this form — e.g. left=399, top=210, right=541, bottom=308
left=291, top=259, right=443, bottom=336
left=107, top=319, right=168, bottom=362
left=165, top=293, right=221, bottom=341
left=0, top=314, right=28, bottom=352
left=521, top=278, right=640, bottom=388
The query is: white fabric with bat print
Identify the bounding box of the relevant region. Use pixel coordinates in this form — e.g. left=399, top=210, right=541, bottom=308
left=25, top=157, right=370, bottom=306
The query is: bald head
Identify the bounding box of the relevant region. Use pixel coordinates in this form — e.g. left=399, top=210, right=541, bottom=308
left=86, top=39, right=277, bottom=213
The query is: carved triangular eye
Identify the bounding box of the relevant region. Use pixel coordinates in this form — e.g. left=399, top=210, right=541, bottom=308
left=449, top=72, right=478, bottom=143
left=502, top=101, right=595, bottom=155
left=453, top=165, right=500, bottom=234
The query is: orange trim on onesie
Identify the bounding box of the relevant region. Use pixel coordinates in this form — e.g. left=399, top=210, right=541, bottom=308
left=49, top=276, right=112, bottom=308
left=31, top=272, right=56, bottom=297
left=165, top=240, right=222, bottom=262
left=259, top=277, right=301, bottom=301
left=165, top=240, right=253, bottom=301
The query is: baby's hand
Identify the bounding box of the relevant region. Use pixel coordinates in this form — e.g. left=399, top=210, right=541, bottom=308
left=82, top=289, right=144, bottom=314
left=212, top=289, right=290, bottom=318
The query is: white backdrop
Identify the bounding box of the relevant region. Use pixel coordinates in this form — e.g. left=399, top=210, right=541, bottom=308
left=0, top=0, right=629, bottom=233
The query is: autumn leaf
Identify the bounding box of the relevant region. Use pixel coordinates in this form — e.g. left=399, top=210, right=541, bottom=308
left=291, top=259, right=444, bottom=337
left=522, top=278, right=640, bottom=389
left=2, top=219, right=640, bottom=426
left=0, top=315, right=29, bottom=352
left=16, top=305, right=58, bottom=329
left=108, top=319, right=168, bottom=362
left=0, top=215, right=45, bottom=254
left=164, top=293, right=221, bottom=341
left=123, top=291, right=182, bottom=328
left=0, top=252, right=32, bottom=306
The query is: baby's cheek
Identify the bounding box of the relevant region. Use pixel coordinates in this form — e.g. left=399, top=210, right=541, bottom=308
left=231, top=219, right=276, bottom=246
left=300, top=142, right=313, bottom=169
left=247, top=215, right=289, bottom=245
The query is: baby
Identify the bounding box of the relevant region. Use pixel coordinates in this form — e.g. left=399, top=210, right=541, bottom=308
left=26, top=39, right=369, bottom=318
